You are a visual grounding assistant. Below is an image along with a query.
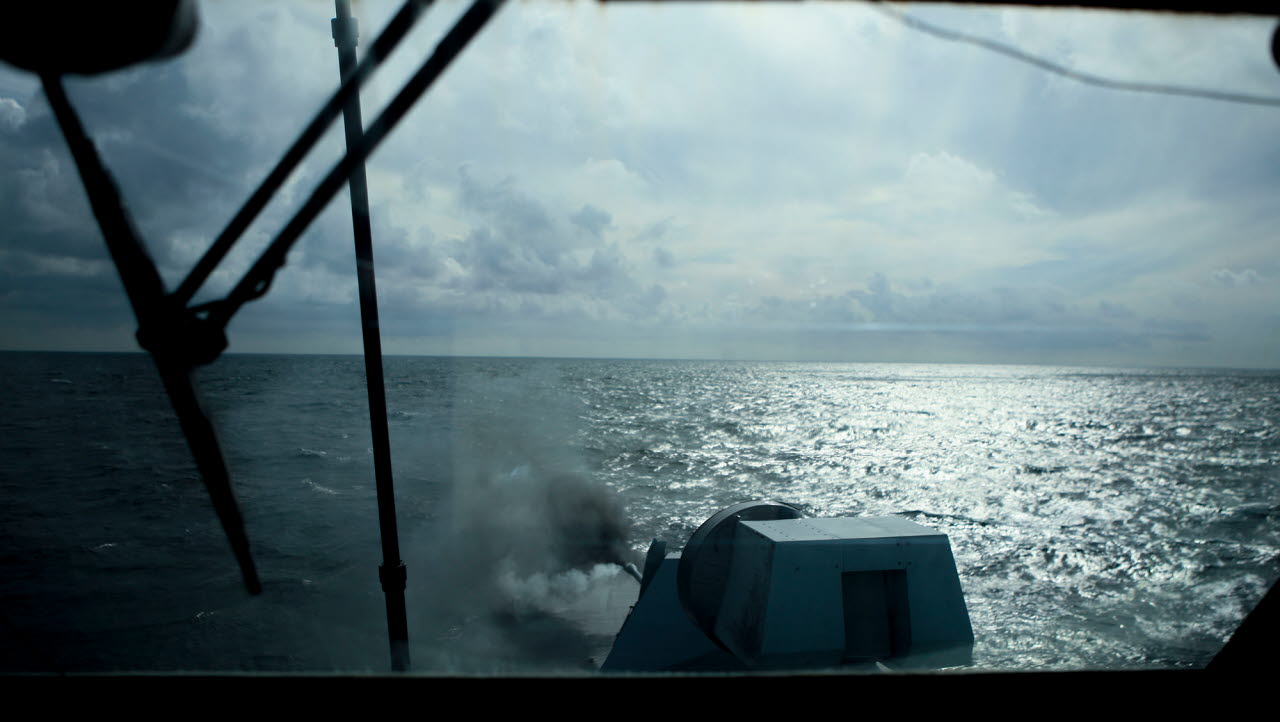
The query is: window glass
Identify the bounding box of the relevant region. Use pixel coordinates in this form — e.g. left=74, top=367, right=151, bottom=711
left=1, top=1, right=1277, bottom=674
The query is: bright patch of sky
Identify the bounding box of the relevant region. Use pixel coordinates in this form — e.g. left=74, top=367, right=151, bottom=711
left=1, top=1, right=1278, bottom=367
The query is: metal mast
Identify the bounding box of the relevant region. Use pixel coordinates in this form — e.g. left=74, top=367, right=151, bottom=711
left=331, top=0, right=410, bottom=672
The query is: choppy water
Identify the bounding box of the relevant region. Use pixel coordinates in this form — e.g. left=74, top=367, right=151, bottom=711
left=1, top=351, right=1277, bottom=673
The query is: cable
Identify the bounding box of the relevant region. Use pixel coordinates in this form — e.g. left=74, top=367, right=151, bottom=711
left=209, top=0, right=504, bottom=327
left=40, top=75, right=167, bottom=323
left=871, top=2, right=1280, bottom=108
left=42, top=75, right=261, bottom=596
left=173, top=0, right=437, bottom=306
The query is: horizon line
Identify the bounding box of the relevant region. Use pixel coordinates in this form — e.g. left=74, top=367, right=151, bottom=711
left=1, top=346, right=1276, bottom=373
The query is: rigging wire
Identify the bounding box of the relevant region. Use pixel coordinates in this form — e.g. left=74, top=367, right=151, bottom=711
left=173, top=0, right=437, bottom=306
left=208, top=0, right=503, bottom=327
left=41, top=73, right=261, bottom=595
left=870, top=2, right=1280, bottom=108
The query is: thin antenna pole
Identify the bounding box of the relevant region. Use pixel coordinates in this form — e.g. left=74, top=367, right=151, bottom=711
left=332, top=0, right=410, bottom=672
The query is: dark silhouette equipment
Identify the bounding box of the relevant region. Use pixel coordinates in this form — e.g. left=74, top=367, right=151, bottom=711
left=3, top=0, right=504, bottom=671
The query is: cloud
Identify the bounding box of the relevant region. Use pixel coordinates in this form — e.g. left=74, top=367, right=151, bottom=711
left=651, top=247, right=674, bottom=269
left=437, top=177, right=643, bottom=315
left=0, top=97, right=24, bottom=129
left=633, top=217, right=673, bottom=244
left=1212, top=268, right=1265, bottom=288
left=995, top=6, right=1280, bottom=97
left=0, top=1, right=1276, bottom=367
left=751, top=272, right=1107, bottom=332
left=569, top=204, right=611, bottom=239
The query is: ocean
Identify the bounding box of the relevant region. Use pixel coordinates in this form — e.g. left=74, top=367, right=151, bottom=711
left=1, top=351, right=1277, bottom=674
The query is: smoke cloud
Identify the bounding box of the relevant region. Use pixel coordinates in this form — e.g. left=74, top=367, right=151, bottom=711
left=396, top=364, right=637, bottom=671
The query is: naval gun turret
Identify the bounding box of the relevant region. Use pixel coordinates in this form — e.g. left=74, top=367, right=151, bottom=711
left=603, top=501, right=974, bottom=672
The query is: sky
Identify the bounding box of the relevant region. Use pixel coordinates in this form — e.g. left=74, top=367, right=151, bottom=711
left=1, top=1, right=1278, bottom=368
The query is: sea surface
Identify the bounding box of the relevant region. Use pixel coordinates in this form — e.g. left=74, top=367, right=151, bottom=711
left=1, top=351, right=1277, bottom=674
